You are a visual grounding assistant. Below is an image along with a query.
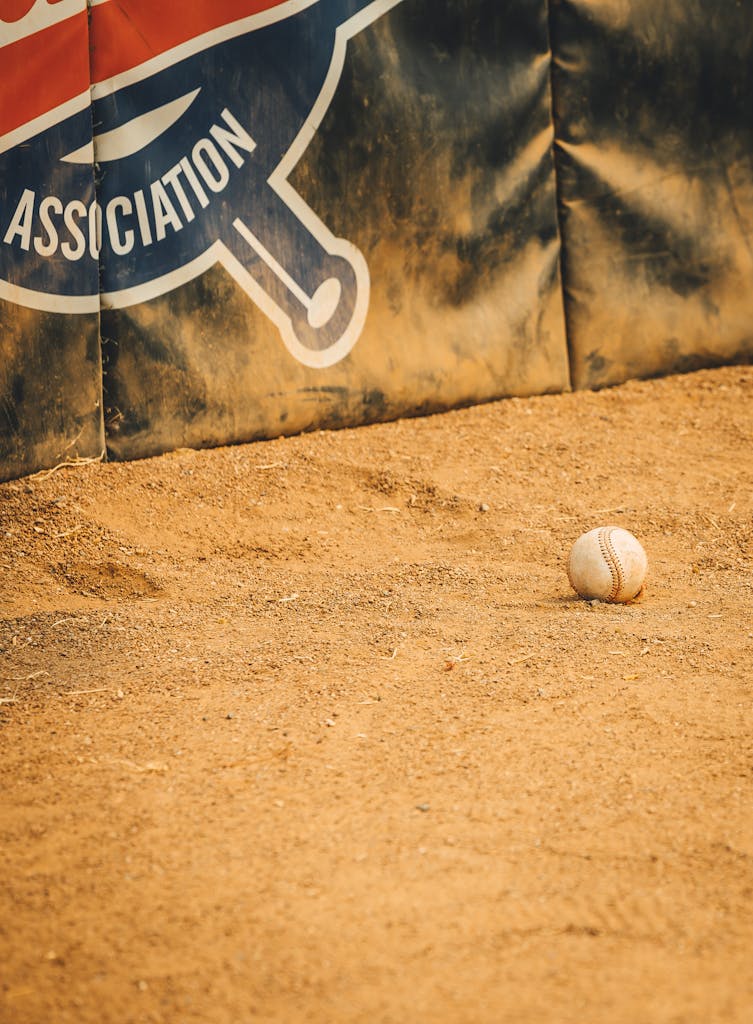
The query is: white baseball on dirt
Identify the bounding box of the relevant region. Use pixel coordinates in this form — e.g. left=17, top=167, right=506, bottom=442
left=567, top=526, right=648, bottom=603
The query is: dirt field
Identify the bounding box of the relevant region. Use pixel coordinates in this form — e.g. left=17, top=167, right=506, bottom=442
left=1, top=366, right=752, bottom=1024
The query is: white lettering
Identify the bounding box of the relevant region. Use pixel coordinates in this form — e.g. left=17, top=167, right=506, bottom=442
left=34, top=195, right=63, bottom=257
left=89, top=200, right=102, bottom=260
left=162, top=163, right=195, bottom=223
left=209, top=108, right=257, bottom=168
left=61, top=200, right=87, bottom=261
left=4, top=189, right=35, bottom=251
left=106, top=196, right=135, bottom=256
left=192, top=138, right=230, bottom=193
left=8, top=111, right=259, bottom=263
left=179, top=156, right=210, bottom=209
left=133, top=189, right=153, bottom=246
left=150, top=180, right=182, bottom=241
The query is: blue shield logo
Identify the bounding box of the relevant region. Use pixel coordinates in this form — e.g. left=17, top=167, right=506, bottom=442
left=0, top=0, right=404, bottom=366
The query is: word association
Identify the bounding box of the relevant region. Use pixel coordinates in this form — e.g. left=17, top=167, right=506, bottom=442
left=2, top=108, right=255, bottom=261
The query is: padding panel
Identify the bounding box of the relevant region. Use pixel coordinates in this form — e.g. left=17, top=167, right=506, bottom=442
left=550, top=0, right=753, bottom=388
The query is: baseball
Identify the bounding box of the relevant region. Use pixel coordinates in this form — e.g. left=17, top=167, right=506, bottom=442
left=567, top=526, right=648, bottom=603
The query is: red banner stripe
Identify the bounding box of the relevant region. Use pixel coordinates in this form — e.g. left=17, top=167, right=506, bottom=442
left=0, top=0, right=291, bottom=144
left=0, top=9, right=89, bottom=141
left=89, top=0, right=290, bottom=86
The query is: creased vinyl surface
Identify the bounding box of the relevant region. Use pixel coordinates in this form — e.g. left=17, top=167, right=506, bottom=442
left=0, top=0, right=103, bottom=481
left=550, top=0, right=753, bottom=389
left=102, top=0, right=568, bottom=461
left=0, top=303, right=104, bottom=482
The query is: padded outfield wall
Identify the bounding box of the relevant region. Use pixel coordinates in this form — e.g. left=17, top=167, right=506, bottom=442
left=1, top=0, right=752, bottom=481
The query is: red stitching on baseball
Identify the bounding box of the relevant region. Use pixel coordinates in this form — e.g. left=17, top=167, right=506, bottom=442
left=598, top=527, right=624, bottom=602
left=566, top=555, right=576, bottom=593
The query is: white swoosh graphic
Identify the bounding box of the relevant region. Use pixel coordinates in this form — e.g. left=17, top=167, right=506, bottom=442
left=62, top=87, right=201, bottom=164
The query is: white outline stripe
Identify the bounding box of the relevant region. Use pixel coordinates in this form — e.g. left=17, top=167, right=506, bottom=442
left=99, top=244, right=223, bottom=309
left=0, top=277, right=98, bottom=314
left=0, top=91, right=91, bottom=156
left=63, top=88, right=201, bottom=163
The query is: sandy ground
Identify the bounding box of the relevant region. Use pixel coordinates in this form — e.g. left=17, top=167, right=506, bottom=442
left=1, top=366, right=752, bottom=1024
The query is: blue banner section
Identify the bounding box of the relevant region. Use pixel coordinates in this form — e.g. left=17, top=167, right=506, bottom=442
left=549, top=0, right=753, bottom=388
